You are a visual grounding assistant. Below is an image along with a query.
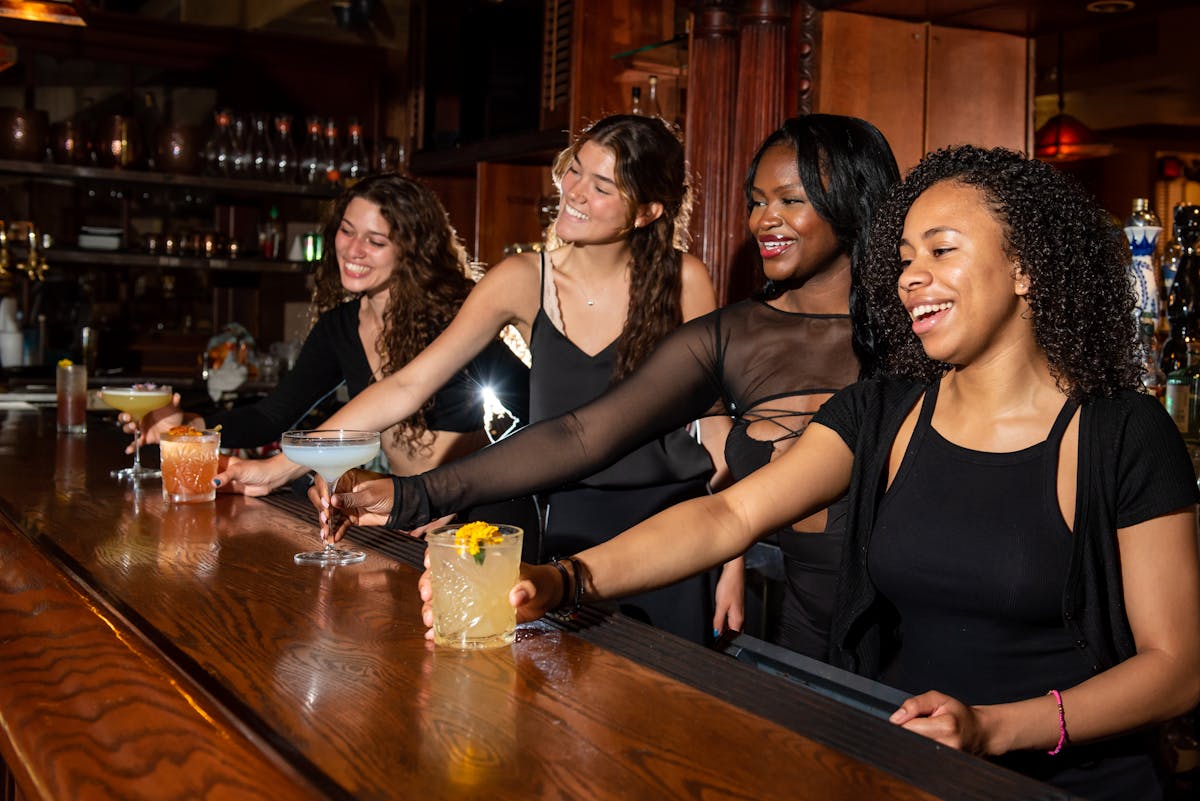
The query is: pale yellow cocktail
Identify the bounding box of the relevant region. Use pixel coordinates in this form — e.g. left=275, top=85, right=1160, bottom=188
left=427, top=523, right=523, bottom=649
left=99, top=384, right=174, bottom=480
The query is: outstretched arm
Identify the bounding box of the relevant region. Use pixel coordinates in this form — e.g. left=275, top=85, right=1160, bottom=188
left=331, top=311, right=728, bottom=532
left=214, top=256, right=539, bottom=494
left=415, top=422, right=855, bottom=627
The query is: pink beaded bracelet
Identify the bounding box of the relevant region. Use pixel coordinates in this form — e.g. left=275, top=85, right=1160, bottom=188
left=1047, top=689, right=1068, bottom=756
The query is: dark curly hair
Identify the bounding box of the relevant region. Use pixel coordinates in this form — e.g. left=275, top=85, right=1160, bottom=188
left=861, top=145, right=1139, bottom=399
left=311, top=173, right=475, bottom=452
left=744, top=114, right=900, bottom=377
left=550, top=114, right=692, bottom=380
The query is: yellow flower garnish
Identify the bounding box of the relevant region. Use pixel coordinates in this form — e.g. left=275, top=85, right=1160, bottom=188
left=454, top=521, right=504, bottom=564
left=57, top=358, right=74, bottom=367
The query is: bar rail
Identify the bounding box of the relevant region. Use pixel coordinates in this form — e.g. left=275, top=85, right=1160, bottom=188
left=0, top=407, right=1075, bottom=801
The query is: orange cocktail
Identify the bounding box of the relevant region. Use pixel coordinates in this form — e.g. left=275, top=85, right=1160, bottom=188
left=160, top=427, right=220, bottom=503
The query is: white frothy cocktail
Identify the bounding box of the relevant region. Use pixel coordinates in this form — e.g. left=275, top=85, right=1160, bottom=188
left=280, top=429, right=380, bottom=566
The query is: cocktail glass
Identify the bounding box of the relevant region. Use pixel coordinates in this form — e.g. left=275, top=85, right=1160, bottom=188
left=160, top=428, right=221, bottom=503
left=427, top=523, right=524, bottom=649
left=280, top=429, right=381, bottom=566
left=99, top=385, right=174, bottom=480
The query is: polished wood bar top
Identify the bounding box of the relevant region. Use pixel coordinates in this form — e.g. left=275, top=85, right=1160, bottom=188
left=0, top=408, right=1073, bottom=801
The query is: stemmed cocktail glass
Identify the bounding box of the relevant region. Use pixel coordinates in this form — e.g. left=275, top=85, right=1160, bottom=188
left=280, top=429, right=381, bottom=566
left=99, top=385, right=174, bottom=480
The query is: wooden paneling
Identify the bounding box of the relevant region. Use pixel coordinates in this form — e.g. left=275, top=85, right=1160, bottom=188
left=815, top=10, right=929, bottom=170
left=474, top=162, right=554, bottom=266
left=925, top=26, right=1030, bottom=154
left=569, top=0, right=676, bottom=130
left=421, top=174, right=478, bottom=259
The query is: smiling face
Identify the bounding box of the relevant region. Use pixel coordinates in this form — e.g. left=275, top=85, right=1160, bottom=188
left=554, top=140, right=643, bottom=245
left=747, top=144, right=844, bottom=285
left=334, top=196, right=400, bottom=297
left=897, top=180, right=1032, bottom=366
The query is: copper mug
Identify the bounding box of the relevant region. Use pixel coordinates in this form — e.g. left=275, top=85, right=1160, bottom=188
left=95, top=114, right=143, bottom=169
left=0, top=107, right=48, bottom=162
left=50, top=119, right=86, bottom=164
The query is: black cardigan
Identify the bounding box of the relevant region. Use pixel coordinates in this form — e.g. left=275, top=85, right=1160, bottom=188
left=813, top=375, right=1199, bottom=678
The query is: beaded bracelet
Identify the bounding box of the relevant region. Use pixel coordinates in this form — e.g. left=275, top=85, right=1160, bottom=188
left=1047, top=689, right=1068, bottom=756
left=565, top=556, right=585, bottom=609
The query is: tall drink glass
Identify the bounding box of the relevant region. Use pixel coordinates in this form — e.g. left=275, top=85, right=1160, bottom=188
left=427, top=523, right=523, bottom=649
left=99, top=384, right=173, bottom=480
left=279, top=429, right=380, bottom=566
left=56, top=361, right=87, bottom=434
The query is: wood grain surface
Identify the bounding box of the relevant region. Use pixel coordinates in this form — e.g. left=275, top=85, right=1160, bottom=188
left=0, top=408, right=1071, bottom=801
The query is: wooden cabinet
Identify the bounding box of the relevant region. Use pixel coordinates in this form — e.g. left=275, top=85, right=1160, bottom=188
left=815, top=10, right=1030, bottom=172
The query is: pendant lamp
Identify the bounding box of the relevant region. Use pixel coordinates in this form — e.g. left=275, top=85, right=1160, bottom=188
left=0, top=1, right=86, bottom=27
left=1034, top=32, right=1112, bottom=162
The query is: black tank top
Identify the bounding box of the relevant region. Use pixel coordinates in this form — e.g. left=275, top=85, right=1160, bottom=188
left=526, top=252, right=711, bottom=490
left=868, top=382, right=1093, bottom=704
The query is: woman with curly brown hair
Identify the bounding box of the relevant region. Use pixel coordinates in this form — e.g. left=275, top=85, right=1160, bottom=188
left=487, top=146, right=1200, bottom=799
left=222, top=115, right=726, bottom=643
left=133, top=172, right=528, bottom=480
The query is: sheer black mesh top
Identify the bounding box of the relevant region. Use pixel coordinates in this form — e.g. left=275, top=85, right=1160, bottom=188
left=391, top=299, right=860, bottom=528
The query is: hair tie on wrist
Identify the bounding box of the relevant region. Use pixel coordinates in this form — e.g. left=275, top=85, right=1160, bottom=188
left=1047, top=689, right=1068, bottom=756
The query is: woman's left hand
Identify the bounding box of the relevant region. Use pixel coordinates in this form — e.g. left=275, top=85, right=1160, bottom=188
left=889, top=691, right=991, bottom=755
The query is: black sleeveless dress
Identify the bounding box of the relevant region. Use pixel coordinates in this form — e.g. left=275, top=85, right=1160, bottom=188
left=527, top=255, right=715, bottom=643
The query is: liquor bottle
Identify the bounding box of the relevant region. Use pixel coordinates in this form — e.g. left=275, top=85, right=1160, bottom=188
left=1163, top=207, right=1200, bottom=375
left=245, top=113, right=275, bottom=180
left=297, top=115, right=326, bottom=185
left=272, top=114, right=298, bottom=183
left=1162, top=203, right=1186, bottom=297
left=229, top=113, right=250, bottom=178
left=204, top=108, right=236, bottom=177
left=1166, top=352, right=1191, bottom=434
left=340, top=118, right=368, bottom=185
left=629, top=86, right=643, bottom=116
left=646, top=75, right=663, bottom=118
left=1124, top=198, right=1162, bottom=341
left=322, top=117, right=341, bottom=185
left=1141, top=336, right=1167, bottom=403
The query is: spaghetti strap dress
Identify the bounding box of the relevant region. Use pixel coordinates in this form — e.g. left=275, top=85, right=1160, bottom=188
left=527, top=251, right=715, bottom=643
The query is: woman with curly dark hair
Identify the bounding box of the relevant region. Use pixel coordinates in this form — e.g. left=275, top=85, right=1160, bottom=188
left=488, top=146, right=1200, bottom=799
left=221, top=115, right=725, bottom=643
left=134, top=173, right=528, bottom=479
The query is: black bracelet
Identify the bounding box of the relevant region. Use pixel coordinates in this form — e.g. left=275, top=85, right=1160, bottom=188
left=548, top=558, right=573, bottom=611
left=566, top=556, right=585, bottom=609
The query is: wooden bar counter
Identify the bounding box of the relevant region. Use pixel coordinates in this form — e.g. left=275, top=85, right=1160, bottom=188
left=0, top=407, right=1074, bottom=801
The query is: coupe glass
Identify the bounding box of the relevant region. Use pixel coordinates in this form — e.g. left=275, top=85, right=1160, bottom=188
left=99, top=385, right=173, bottom=480
left=280, top=429, right=380, bottom=566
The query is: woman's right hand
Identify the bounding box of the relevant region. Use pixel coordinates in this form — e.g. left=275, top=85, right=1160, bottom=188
left=119, top=393, right=186, bottom=452
left=417, top=553, right=563, bottom=641
left=313, top=469, right=391, bottom=540
left=212, top=453, right=301, bottom=497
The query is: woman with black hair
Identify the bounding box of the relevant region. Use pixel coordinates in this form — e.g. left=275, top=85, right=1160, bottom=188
left=330, top=114, right=901, bottom=657
left=487, top=145, right=1200, bottom=800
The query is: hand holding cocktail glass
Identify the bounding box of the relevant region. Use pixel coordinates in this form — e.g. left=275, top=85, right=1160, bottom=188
left=418, top=522, right=525, bottom=649
left=99, top=384, right=174, bottom=479
left=116, top=392, right=185, bottom=451
left=280, top=429, right=381, bottom=566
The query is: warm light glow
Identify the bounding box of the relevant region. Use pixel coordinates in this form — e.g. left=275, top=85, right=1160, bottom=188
left=0, top=1, right=86, bottom=27
left=1034, top=113, right=1114, bottom=162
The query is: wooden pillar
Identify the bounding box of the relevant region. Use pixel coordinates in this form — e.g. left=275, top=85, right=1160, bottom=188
left=722, top=0, right=793, bottom=303
left=684, top=1, right=739, bottom=289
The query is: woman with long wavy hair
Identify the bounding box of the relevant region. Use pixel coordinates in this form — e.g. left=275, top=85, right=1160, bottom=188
left=218, top=115, right=727, bottom=644
left=132, top=173, right=529, bottom=481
